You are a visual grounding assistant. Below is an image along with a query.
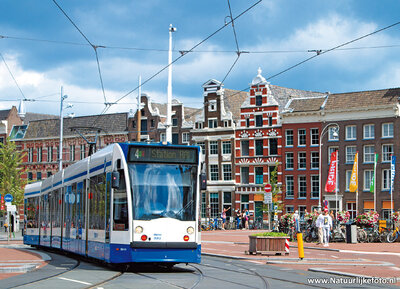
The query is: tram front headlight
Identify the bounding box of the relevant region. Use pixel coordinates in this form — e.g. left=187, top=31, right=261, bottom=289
left=187, top=226, right=194, bottom=235
left=135, top=226, right=143, bottom=234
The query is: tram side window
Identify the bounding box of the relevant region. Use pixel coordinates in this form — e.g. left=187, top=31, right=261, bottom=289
left=90, top=174, right=106, bottom=230
left=113, top=170, right=128, bottom=231
left=26, top=197, right=39, bottom=228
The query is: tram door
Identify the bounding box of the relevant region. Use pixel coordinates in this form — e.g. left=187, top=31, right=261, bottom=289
left=76, top=181, right=86, bottom=255
left=105, top=173, right=111, bottom=261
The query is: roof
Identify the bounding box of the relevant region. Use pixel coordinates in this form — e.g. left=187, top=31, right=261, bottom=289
left=23, top=112, right=58, bottom=124
left=269, top=84, right=325, bottom=110
left=285, top=96, right=327, bottom=113
left=223, top=89, right=249, bottom=121
left=326, top=88, right=400, bottom=111
left=0, top=109, right=11, bottom=121
left=23, top=112, right=128, bottom=139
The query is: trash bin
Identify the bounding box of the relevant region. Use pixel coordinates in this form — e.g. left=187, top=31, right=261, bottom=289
left=346, top=223, right=357, bottom=243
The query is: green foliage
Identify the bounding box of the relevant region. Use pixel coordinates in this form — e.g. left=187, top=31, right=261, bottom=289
left=252, top=232, right=288, bottom=237
left=262, top=162, right=283, bottom=213
left=0, top=138, right=27, bottom=208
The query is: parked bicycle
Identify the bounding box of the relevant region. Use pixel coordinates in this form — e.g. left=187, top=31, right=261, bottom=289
left=387, top=224, right=400, bottom=243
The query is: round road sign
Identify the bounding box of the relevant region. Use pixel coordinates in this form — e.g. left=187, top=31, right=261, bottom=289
left=4, top=193, right=13, bottom=203
left=264, top=184, right=272, bottom=193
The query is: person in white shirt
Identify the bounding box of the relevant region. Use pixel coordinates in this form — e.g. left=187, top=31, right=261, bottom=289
left=317, top=209, right=333, bottom=247
left=315, top=209, right=323, bottom=245
left=293, top=210, right=299, bottom=232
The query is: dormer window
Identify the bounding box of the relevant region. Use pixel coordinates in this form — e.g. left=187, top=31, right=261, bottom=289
left=172, top=118, right=178, bottom=127
left=196, top=122, right=203, bottom=129
left=208, top=118, right=218, bottom=128
left=256, top=94, right=262, bottom=106
left=208, top=100, right=217, bottom=111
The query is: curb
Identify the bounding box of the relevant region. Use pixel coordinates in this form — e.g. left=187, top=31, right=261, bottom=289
left=0, top=264, right=38, bottom=273
left=308, top=267, right=400, bottom=282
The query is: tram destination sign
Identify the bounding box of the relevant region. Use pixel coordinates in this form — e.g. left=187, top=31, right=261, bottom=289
left=129, top=146, right=197, bottom=164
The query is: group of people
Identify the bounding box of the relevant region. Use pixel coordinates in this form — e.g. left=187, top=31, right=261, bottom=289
left=315, top=208, right=333, bottom=247
left=235, top=209, right=250, bottom=230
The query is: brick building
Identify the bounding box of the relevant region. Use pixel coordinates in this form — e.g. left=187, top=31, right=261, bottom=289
left=0, top=106, right=23, bottom=144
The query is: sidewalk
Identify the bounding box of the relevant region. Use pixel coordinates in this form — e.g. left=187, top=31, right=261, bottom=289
left=201, top=229, right=400, bottom=286
left=0, top=230, right=50, bottom=281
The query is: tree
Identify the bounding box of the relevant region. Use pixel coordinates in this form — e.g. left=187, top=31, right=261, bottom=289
left=263, top=162, right=283, bottom=214
left=0, top=138, right=27, bottom=208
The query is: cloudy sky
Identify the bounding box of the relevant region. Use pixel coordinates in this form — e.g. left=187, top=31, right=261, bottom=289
left=0, top=0, right=400, bottom=117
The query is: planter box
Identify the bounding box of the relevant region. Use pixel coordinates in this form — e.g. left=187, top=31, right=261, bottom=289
left=247, top=236, right=288, bottom=255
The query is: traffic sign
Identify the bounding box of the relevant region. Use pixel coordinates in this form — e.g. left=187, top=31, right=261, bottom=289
left=4, top=194, right=13, bottom=203
left=264, top=192, right=272, bottom=204
left=264, top=184, right=272, bottom=193
left=324, top=200, right=328, bottom=207
left=7, top=205, right=16, bottom=212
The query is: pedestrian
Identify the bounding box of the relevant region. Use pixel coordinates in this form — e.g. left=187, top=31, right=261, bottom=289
left=315, top=209, right=323, bottom=245
left=293, top=210, right=300, bottom=232
left=221, top=207, right=230, bottom=230
left=244, top=209, right=249, bottom=229
left=236, top=210, right=241, bottom=230
left=318, top=209, right=333, bottom=247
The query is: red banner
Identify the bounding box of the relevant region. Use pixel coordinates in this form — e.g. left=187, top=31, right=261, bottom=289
left=325, top=151, right=337, bottom=192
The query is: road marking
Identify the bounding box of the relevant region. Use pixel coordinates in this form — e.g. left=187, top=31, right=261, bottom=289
left=331, top=255, right=339, bottom=258
left=391, top=267, right=400, bottom=271
left=340, top=250, right=400, bottom=257
left=58, top=277, right=92, bottom=285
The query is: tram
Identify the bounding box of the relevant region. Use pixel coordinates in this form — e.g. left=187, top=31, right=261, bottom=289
left=24, top=142, right=205, bottom=265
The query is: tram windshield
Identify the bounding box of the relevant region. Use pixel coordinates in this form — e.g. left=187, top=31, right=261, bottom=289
left=129, top=163, right=197, bottom=221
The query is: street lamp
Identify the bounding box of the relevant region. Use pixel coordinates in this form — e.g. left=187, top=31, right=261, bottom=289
left=166, top=24, right=176, bottom=143
left=59, top=87, right=73, bottom=171
left=318, top=123, right=339, bottom=210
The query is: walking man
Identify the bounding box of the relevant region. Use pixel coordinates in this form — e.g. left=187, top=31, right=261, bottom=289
left=315, top=209, right=323, bottom=245
left=318, top=209, right=333, bottom=247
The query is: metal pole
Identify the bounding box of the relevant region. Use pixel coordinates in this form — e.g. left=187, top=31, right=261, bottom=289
left=336, top=149, right=339, bottom=222
left=137, top=76, right=141, bottom=142
left=319, top=132, right=323, bottom=210
left=59, top=87, right=64, bottom=172
left=166, top=24, right=176, bottom=143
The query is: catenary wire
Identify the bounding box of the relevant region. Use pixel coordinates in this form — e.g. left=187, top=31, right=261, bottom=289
left=52, top=0, right=108, bottom=104
left=0, top=52, right=27, bottom=100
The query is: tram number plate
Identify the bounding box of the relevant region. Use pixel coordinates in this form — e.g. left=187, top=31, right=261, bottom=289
left=154, top=234, right=162, bottom=241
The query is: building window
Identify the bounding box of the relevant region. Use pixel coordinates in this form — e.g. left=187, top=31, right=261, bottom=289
left=285, top=152, right=294, bottom=169
left=382, top=169, right=390, bottom=190
left=311, top=175, right=319, bottom=198
left=345, top=125, right=356, bottom=140
left=310, top=128, right=319, bottom=145
left=141, top=119, right=148, bottom=135
left=346, top=146, right=357, bottom=163
left=37, top=147, right=42, bottom=163
left=196, top=122, right=203, bottom=129
left=328, top=147, right=338, bottom=163
left=241, top=167, right=249, bottom=184
left=268, top=116, right=273, bottom=126
left=132, top=120, right=136, bottom=128
left=255, top=94, right=262, bottom=106
left=209, top=141, right=218, bottom=155
left=328, top=127, right=339, bottom=141
left=182, top=132, right=189, bottom=144
left=223, top=120, right=230, bottom=127
left=210, top=164, right=219, bottom=181
left=47, top=171, right=52, bottom=178
left=255, top=139, right=263, bottom=156
left=311, top=151, right=319, bottom=169
left=241, top=140, right=249, bottom=156
left=37, top=172, right=42, bottom=181
left=246, top=118, right=250, bottom=128
left=269, top=138, right=278, bottom=155
left=381, top=209, right=391, bottom=220
left=173, top=133, right=180, bottom=145
left=382, top=123, right=393, bottom=138
left=298, top=129, right=306, bottom=146
left=80, top=144, right=85, bottom=160
left=346, top=170, right=352, bottom=191
left=198, top=142, right=205, bottom=155
left=286, top=205, right=294, bottom=214
left=363, top=145, right=375, bottom=163
left=298, top=206, right=307, bottom=220
left=255, top=167, right=263, bottom=184
left=286, top=176, right=294, bottom=198
left=28, top=147, right=33, bottom=163
left=28, top=172, right=33, bottom=181
left=208, top=100, right=217, bottom=111
left=286, top=130, right=293, bottom=146
left=160, top=133, right=166, bottom=142
left=223, top=192, right=232, bottom=217
left=363, top=124, right=374, bottom=139
left=47, top=146, right=53, bottom=162
left=70, top=145, right=75, bottom=161
left=364, top=170, right=374, bottom=191
left=255, top=115, right=263, bottom=127
left=241, top=194, right=249, bottom=211
left=347, top=202, right=357, bottom=219
left=201, top=192, right=206, bottom=218
left=208, top=118, right=218, bottom=128
left=209, top=193, right=219, bottom=218
left=222, top=141, right=231, bottom=155
left=382, top=144, right=393, bottom=162
left=298, top=152, right=307, bottom=169
left=222, top=164, right=232, bottom=181
left=150, top=119, right=155, bottom=128
left=172, top=118, right=178, bottom=127
left=298, top=176, right=307, bottom=198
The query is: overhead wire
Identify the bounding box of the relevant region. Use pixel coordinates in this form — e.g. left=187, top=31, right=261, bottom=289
left=0, top=52, right=27, bottom=100
left=52, top=0, right=108, bottom=104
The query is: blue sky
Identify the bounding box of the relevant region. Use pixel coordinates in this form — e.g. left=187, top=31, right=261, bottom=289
left=1, top=0, right=400, bottom=117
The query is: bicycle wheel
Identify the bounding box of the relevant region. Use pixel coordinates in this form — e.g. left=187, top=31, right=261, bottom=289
left=387, top=230, right=398, bottom=243
left=379, top=231, right=388, bottom=243
left=357, top=229, right=367, bottom=243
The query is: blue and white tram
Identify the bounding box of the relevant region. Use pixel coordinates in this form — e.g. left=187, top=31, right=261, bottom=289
left=24, top=142, right=205, bottom=265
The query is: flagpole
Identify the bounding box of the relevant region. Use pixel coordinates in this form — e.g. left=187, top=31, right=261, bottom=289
left=374, top=153, right=377, bottom=212
left=391, top=155, right=395, bottom=222
left=356, top=152, right=359, bottom=216
left=336, top=150, right=339, bottom=222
